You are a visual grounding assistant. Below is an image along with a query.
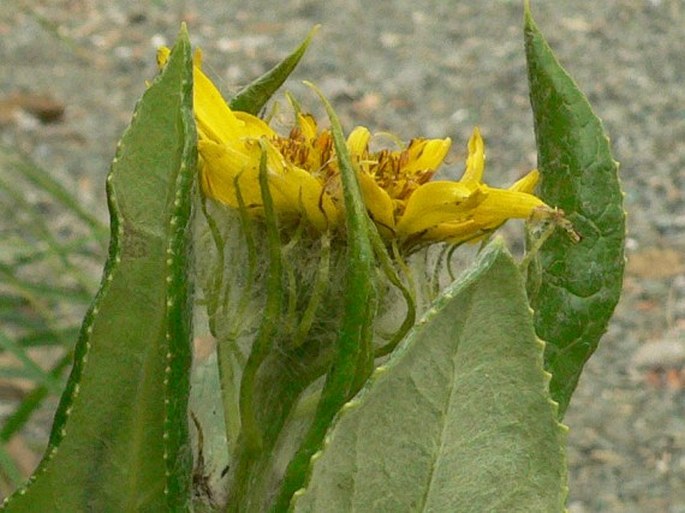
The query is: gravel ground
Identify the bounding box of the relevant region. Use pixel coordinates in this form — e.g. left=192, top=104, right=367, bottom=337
left=1, top=1, right=684, bottom=511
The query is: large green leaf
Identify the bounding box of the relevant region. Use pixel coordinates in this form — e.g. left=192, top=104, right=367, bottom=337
left=292, top=239, right=567, bottom=513
left=524, top=4, right=625, bottom=417
left=1, top=27, right=196, bottom=513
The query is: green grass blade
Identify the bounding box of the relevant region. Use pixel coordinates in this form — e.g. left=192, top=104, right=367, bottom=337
left=0, top=446, right=23, bottom=489
left=0, top=332, right=63, bottom=396
left=0, top=145, right=108, bottom=247
left=0, top=264, right=92, bottom=305
left=0, top=176, right=98, bottom=295
left=0, top=352, right=72, bottom=443
left=12, top=328, right=80, bottom=349
left=524, top=3, right=625, bottom=418
left=0, top=295, right=77, bottom=350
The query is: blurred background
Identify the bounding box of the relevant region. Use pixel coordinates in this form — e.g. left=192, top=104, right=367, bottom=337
left=0, top=1, right=683, bottom=511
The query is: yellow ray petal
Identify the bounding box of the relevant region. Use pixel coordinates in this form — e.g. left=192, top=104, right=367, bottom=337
left=471, top=186, right=546, bottom=229
left=509, top=169, right=540, bottom=194
left=196, top=80, right=274, bottom=144
left=347, top=126, right=371, bottom=158
left=198, top=140, right=262, bottom=208
left=297, top=113, right=318, bottom=140
left=155, top=47, right=273, bottom=145
left=396, top=181, right=486, bottom=237
left=459, top=127, right=485, bottom=185
left=402, top=138, right=452, bottom=173
left=258, top=139, right=339, bottom=231
left=200, top=138, right=339, bottom=230
left=421, top=220, right=483, bottom=245
left=234, top=111, right=276, bottom=139
left=357, top=172, right=395, bottom=235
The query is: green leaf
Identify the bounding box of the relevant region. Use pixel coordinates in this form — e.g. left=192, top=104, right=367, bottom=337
left=229, top=26, right=318, bottom=115
left=524, top=4, right=625, bottom=418
left=1, top=26, right=196, bottom=513
left=292, top=240, right=567, bottom=513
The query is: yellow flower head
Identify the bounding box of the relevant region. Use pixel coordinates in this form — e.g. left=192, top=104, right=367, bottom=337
left=158, top=48, right=549, bottom=250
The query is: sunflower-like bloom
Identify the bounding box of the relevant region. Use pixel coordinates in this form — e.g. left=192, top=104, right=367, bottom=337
left=158, top=48, right=548, bottom=250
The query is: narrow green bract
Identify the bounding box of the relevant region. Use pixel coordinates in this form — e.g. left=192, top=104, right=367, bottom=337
left=229, top=27, right=318, bottom=115
left=292, top=240, right=567, bottom=513
left=524, top=4, right=625, bottom=418
left=1, top=28, right=196, bottom=513
left=270, top=85, right=378, bottom=513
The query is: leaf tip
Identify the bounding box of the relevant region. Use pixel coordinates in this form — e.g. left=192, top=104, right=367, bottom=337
left=176, top=22, right=191, bottom=48
left=303, top=80, right=343, bottom=137
left=523, top=0, right=538, bottom=35
left=306, top=24, right=322, bottom=43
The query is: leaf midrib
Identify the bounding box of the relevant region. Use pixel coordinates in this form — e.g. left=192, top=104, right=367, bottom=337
left=415, top=292, right=475, bottom=513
